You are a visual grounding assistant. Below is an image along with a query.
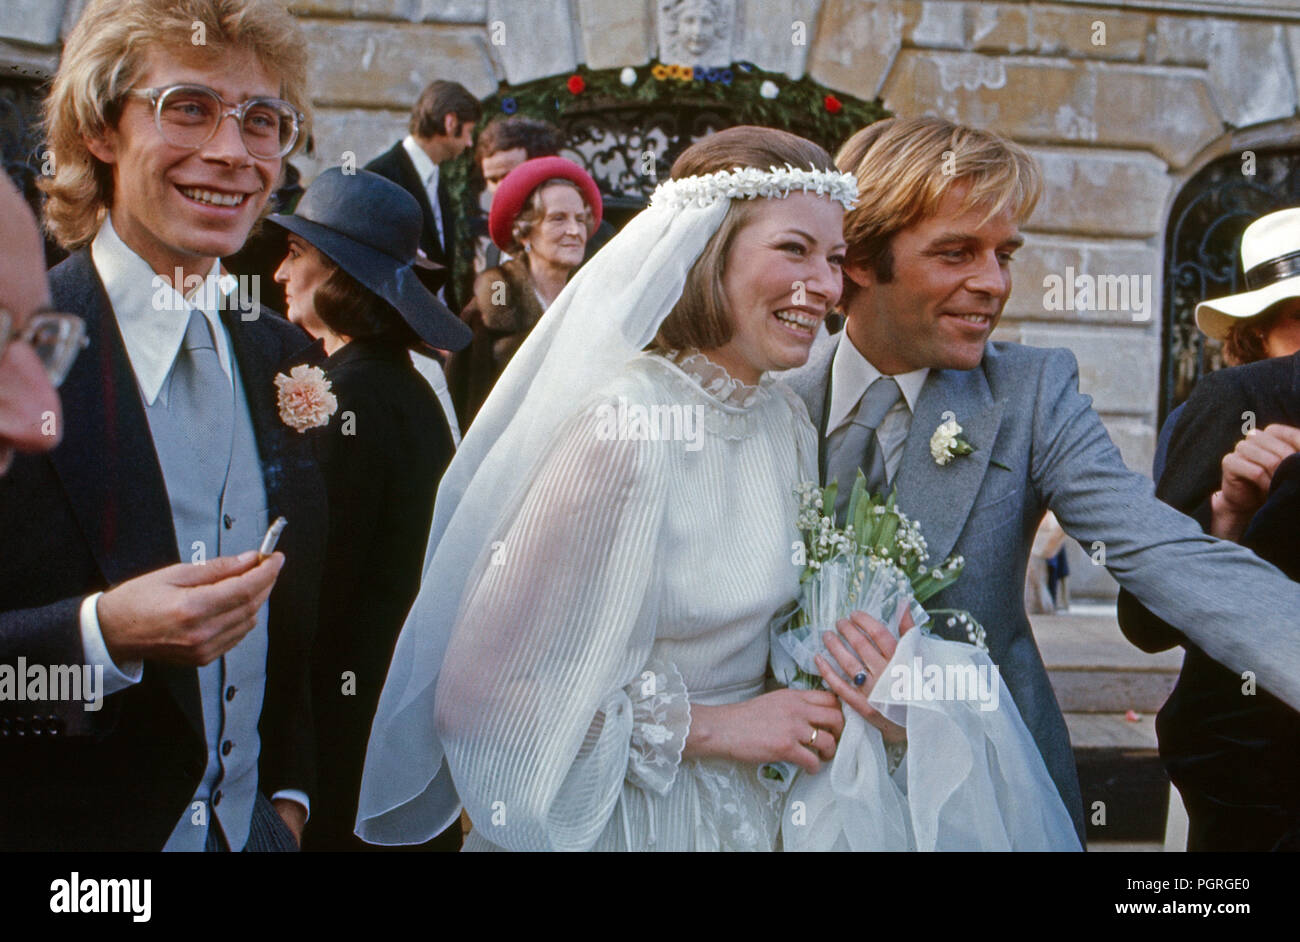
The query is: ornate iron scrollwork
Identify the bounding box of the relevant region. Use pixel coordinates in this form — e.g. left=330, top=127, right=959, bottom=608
left=554, top=102, right=736, bottom=217
left=1163, top=150, right=1300, bottom=421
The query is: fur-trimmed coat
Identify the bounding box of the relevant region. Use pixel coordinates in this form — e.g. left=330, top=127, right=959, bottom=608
left=446, top=256, right=546, bottom=427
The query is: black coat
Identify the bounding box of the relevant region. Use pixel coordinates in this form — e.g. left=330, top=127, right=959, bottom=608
left=0, top=249, right=328, bottom=851
left=304, top=339, right=455, bottom=851
left=365, top=142, right=457, bottom=303
left=1117, top=350, right=1300, bottom=850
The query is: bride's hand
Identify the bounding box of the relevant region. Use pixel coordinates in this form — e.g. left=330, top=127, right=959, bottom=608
left=814, top=610, right=913, bottom=746
left=685, top=689, right=844, bottom=774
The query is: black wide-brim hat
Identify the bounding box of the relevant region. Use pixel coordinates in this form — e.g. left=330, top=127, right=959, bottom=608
left=267, top=167, right=471, bottom=352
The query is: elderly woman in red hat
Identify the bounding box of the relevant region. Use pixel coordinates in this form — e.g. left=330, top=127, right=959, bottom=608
left=447, top=156, right=603, bottom=427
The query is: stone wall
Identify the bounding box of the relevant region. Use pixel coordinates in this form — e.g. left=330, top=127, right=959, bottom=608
left=6, top=0, right=1300, bottom=597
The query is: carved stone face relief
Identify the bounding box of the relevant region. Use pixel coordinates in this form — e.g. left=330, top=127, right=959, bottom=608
left=658, top=0, right=734, bottom=68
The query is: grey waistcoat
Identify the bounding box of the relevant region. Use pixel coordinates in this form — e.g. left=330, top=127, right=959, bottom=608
left=145, top=334, right=270, bottom=852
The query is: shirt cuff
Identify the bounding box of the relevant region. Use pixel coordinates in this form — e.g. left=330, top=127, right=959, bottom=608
left=79, top=592, right=143, bottom=695
left=271, top=790, right=310, bottom=821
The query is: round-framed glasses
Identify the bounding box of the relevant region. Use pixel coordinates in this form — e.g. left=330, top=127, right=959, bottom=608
left=126, top=84, right=304, bottom=160
left=0, top=308, right=88, bottom=389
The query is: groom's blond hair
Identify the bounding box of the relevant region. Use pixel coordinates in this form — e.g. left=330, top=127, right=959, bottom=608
left=836, top=116, right=1041, bottom=303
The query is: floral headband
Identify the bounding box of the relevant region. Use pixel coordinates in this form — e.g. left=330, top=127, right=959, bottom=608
left=649, top=165, right=859, bottom=212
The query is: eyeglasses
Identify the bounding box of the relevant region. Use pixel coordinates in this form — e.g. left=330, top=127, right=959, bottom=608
left=126, top=84, right=304, bottom=159
left=0, top=308, right=87, bottom=388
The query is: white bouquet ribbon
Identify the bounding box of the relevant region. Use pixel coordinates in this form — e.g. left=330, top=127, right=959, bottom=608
left=774, top=558, right=1080, bottom=851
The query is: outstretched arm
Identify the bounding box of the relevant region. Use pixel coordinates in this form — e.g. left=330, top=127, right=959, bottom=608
left=1030, top=349, right=1300, bottom=712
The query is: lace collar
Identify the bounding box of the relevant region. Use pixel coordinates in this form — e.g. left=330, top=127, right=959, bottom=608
left=658, top=348, right=771, bottom=410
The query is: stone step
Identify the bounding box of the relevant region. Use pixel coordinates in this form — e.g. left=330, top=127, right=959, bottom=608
left=1032, top=609, right=1182, bottom=713
left=1041, top=611, right=1179, bottom=844
left=1065, top=711, right=1158, bottom=750
left=1067, top=711, right=1170, bottom=843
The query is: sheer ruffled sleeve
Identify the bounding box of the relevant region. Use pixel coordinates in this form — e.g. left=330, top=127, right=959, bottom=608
left=433, top=389, right=684, bottom=851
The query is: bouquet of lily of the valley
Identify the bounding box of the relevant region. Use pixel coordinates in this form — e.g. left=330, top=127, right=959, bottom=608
left=761, top=471, right=983, bottom=790
left=766, top=471, right=1081, bottom=852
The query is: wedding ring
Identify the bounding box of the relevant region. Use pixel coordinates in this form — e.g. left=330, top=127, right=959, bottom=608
left=853, top=669, right=870, bottom=687
left=807, top=729, right=819, bottom=747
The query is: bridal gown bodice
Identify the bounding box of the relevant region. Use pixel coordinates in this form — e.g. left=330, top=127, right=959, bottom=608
left=434, top=350, right=817, bottom=851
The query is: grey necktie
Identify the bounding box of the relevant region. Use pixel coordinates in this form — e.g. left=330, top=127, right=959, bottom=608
left=825, top=376, right=902, bottom=520
left=157, top=310, right=235, bottom=531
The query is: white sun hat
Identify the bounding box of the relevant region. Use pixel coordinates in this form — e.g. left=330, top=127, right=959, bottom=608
left=1196, top=207, right=1300, bottom=341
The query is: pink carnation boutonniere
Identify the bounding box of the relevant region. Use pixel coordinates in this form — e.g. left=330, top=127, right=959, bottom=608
left=275, top=364, right=338, bottom=432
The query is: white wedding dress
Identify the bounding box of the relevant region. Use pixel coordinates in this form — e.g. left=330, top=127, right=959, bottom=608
left=435, top=349, right=818, bottom=851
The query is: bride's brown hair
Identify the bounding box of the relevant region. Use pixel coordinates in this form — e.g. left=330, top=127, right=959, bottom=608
left=652, top=126, right=835, bottom=353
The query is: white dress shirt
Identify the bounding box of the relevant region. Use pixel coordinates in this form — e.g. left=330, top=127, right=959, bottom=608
left=409, top=350, right=462, bottom=448
left=402, top=134, right=445, bottom=253
left=826, top=329, right=929, bottom=483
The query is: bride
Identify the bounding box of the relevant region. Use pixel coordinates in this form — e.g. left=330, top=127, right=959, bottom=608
left=354, top=126, right=859, bottom=851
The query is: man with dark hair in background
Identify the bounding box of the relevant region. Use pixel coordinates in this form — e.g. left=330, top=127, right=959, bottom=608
left=366, top=80, right=481, bottom=308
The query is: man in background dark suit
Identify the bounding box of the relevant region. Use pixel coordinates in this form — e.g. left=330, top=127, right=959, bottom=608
left=0, top=0, right=325, bottom=851
left=1119, top=348, right=1300, bottom=850
left=366, top=80, right=481, bottom=308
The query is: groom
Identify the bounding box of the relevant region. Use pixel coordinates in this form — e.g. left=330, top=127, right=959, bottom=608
left=785, top=115, right=1300, bottom=841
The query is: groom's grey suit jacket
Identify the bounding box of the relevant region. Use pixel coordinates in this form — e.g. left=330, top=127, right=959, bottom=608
left=783, top=328, right=1300, bottom=841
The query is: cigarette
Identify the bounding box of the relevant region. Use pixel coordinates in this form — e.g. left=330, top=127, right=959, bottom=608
left=258, top=516, right=288, bottom=560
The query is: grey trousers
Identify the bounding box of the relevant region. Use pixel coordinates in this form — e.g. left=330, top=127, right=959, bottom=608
left=204, top=791, right=300, bottom=852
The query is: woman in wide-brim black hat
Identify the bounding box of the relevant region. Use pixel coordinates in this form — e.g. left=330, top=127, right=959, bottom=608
left=267, top=167, right=470, bottom=852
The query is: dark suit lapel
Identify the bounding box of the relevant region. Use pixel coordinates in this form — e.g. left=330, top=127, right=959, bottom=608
left=48, top=250, right=203, bottom=739
left=49, top=252, right=178, bottom=585
left=895, top=365, right=1005, bottom=564
left=219, top=307, right=324, bottom=526
left=394, top=147, right=443, bottom=265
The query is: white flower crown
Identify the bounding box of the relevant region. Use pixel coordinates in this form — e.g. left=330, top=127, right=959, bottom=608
left=650, top=165, right=859, bottom=211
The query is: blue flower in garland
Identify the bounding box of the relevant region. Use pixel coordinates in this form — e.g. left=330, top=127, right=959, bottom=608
left=721, top=69, right=733, bottom=85
left=501, top=97, right=517, bottom=115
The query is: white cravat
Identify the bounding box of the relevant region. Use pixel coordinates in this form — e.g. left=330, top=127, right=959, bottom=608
left=826, top=330, right=928, bottom=482
left=403, top=134, right=445, bottom=253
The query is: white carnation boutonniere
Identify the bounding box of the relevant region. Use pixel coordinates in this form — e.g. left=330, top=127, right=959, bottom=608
left=275, top=364, right=338, bottom=432
left=930, top=415, right=975, bottom=466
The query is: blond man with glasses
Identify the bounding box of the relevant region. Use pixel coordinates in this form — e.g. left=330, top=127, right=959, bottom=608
left=1, top=0, right=327, bottom=853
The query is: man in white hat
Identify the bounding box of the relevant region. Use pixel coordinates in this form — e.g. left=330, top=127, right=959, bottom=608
left=1119, top=207, right=1300, bottom=850
left=1152, top=208, right=1300, bottom=480
left=1195, top=208, right=1300, bottom=362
